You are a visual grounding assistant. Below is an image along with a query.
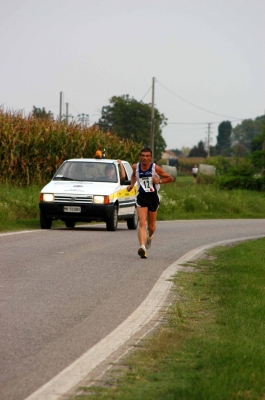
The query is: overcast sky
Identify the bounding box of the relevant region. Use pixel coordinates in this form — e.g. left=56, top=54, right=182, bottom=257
left=1, top=0, right=264, bottom=150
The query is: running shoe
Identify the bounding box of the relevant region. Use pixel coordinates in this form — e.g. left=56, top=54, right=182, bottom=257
left=146, top=234, right=153, bottom=249
left=138, top=245, right=147, bottom=258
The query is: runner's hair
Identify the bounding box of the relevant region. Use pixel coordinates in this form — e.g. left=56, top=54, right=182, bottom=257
left=140, top=147, right=152, bottom=156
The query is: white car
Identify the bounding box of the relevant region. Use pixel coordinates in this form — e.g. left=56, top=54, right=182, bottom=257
left=39, top=158, right=138, bottom=231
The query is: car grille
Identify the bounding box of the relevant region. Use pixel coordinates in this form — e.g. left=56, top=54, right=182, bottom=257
left=54, top=195, right=93, bottom=203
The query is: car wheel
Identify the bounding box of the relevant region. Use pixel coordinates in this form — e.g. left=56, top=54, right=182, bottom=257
left=106, top=205, right=118, bottom=231
left=65, top=220, right=76, bottom=228
left=127, top=207, right=138, bottom=230
left=40, top=211, right=52, bottom=229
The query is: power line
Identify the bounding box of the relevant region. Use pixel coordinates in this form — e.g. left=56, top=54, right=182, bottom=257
left=168, top=119, right=242, bottom=125
left=168, top=122, right=215, bottom=125
left=63, top=94, right=81, bottom=114
left=45, top=104, right=59, bottom=110
left=156, top=80, right=244, bottom=120
left=68, top=103, right=80, bottom=114
left=140, top=85, right=152, bottom=101
left=167, top=127, right=207, bottom=131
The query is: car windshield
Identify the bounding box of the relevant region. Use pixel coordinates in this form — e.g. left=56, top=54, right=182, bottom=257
left=53, top=161, right=118, bottom=183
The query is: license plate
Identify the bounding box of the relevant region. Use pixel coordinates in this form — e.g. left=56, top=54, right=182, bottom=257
left=64, top=206, right=81, bottom=213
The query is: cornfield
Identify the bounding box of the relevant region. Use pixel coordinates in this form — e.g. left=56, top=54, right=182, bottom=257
left=178, top=157, right=206, bottom=173
left=0, top=108, right=142, bottom=186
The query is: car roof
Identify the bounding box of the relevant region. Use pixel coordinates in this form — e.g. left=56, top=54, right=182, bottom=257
left=65, top=158, right=128, bottom=164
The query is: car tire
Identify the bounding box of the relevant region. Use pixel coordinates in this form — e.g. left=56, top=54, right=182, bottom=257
left=65, top=220, right=76, bottom=228
left=40, top=211, right=52, bottom=229
left=106, top=205, right=118, bottom=231
left=127, top=207, right=138, bottom=230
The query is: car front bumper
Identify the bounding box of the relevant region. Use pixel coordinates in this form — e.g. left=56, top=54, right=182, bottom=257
left=39, top=202, right=115, bottom=222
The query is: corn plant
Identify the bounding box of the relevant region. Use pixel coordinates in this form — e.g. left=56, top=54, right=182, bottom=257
left=0, top=108, right=143, bottom=186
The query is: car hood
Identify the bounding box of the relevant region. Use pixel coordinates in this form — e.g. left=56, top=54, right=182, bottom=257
left=41, top=180, right=121, bottom=196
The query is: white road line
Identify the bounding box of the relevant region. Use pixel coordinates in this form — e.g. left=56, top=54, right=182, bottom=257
left=0, top=230, right=41, bottom=237
left=23, top=234, right=264, bottom=400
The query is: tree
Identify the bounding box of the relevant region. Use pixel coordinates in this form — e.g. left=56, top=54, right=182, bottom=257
left=231, top=143, right=250, bottom=157
left=181, top=146, right=190, bottom=156
left=216, top=121, right=232, bottom=155
left=97, top=95, right=167, bottom=160
left=32, top=106, right=53, bottom=121
left=209, top=145, right=217, bottom=156
left=231, top=115, right=265, bottom=153
left=169, top=148, right=182, bottom=156
left=251, top=120, right=265, bottom=173
left=188, top=140, right=207, bottom=157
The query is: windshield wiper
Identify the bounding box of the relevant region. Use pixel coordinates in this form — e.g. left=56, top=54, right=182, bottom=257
left=53, top=176, right=75, bottom=181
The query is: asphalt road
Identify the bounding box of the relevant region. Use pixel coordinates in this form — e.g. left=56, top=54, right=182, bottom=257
left=0, top=219, right=264, bottom=400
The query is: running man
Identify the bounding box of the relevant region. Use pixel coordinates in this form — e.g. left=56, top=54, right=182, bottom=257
left=127, top=147, right=174, bottom=258
left=192, top=164, right=198, bottom=183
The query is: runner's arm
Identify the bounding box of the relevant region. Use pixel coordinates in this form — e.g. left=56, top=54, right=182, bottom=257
left=117, top=159, right=126, bottom=183
left=127, top=164, right=137, bottom=191
left=153, top=165, right=174, bottom=184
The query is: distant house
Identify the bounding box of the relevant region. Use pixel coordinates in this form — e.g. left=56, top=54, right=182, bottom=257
left=161, top=150, right=178, bottom=160
left=161, top=150, right=178, bottom=168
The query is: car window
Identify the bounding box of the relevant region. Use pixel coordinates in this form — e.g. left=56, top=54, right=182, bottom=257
left=100, top=163, right=118, bottom=182
left=53, top=161, right=118, bottom=182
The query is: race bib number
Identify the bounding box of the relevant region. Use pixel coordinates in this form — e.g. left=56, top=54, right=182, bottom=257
left=139, top=177, right=154, bottom=192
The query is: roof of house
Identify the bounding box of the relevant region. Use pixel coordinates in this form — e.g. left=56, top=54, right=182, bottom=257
left=162, top=150, right=178, bottom=158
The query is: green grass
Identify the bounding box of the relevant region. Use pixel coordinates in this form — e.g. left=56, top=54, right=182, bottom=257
left=71, top=238, right=265, bottom=400
left=1, top=176, right=265, bottom=232
left=158, top=176, right=265, bottom=220
left=0, top=184, right=65, bottom=231
left=0, top=185, right=40, bottom=231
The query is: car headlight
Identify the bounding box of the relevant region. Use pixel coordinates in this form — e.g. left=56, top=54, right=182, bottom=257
left=41, top=193, right=54, bottom=202
left=93, top=195, right=110, bottom=204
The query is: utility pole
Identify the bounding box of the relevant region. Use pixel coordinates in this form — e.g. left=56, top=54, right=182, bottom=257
left=59, top=91, right=63, bottom=122
left=207, top=123, right=212, bottom=157
left=262, top=111, right=265, bottom=173
left=151, top=77, right=155, bottom=161
left=66, top=102, right=69, bottom=125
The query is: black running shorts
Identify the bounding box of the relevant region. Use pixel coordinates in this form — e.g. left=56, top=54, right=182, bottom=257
left=136, top=192, right=160, bottom=212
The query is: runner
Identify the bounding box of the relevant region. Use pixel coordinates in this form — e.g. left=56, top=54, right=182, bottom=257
left=192, top=164, right=198, bottom=183
left=127, top=147, right=173, bottom=258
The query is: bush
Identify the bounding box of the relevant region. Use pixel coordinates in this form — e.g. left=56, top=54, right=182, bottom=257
left=202, top=156, right=265, bottom=191
left=197, top=173, right=216, bottom=184
left=216, top=175, right=265, bottom=191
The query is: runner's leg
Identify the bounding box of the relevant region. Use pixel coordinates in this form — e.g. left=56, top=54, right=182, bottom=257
left=147, top=210, right=157, bottom=238
left=137, top=206, right=148, bottom=246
